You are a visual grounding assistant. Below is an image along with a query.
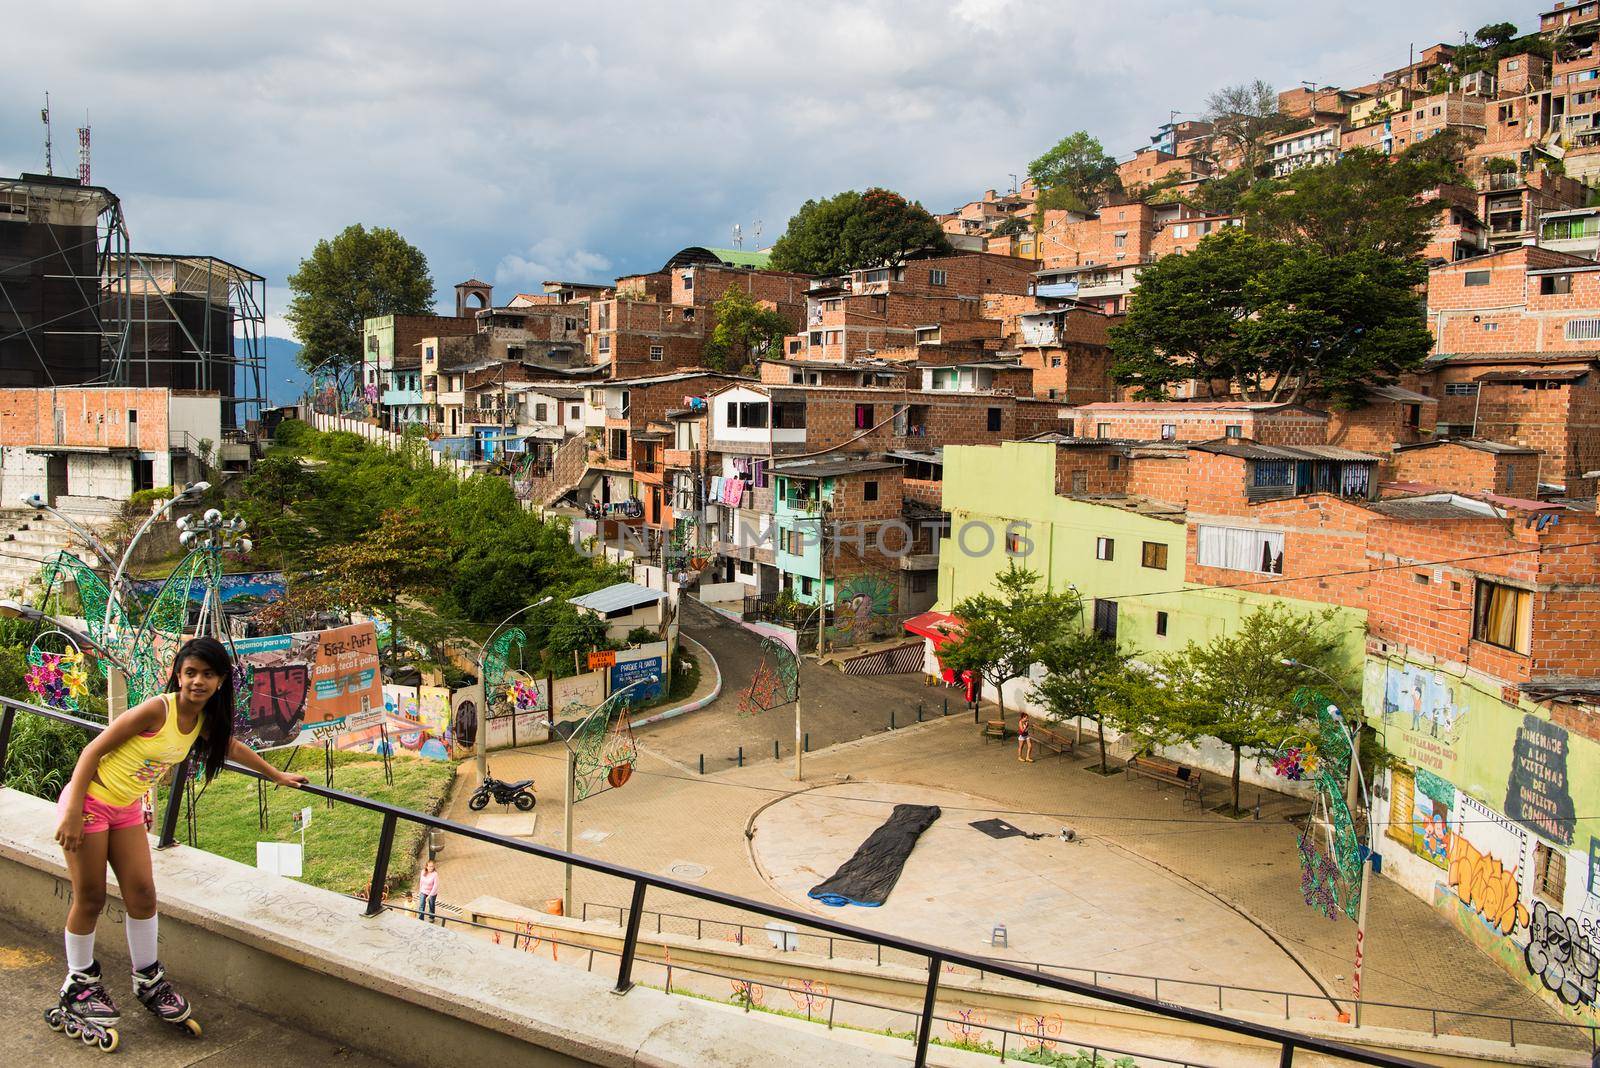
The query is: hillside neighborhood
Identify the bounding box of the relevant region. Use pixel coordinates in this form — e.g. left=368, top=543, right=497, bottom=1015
left=3, top=3, right=1600, bottom=1066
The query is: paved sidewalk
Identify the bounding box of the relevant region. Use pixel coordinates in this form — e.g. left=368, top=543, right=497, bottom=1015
left=429, top=613, right=1577, bottom=1051
left=0, top=912, right=399, bottom=1067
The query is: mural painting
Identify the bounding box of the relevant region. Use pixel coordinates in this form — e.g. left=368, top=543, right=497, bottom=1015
left=234, top=621, right=381, bottom=748
left=824, top=574, right=896, bottom=647
left=1411, top=768, right=1455, bottom=870
left=1504, top=714, right=1576, bottom=847
left=1526, top=901, right=1599, bottom=1009
left=1447, top=793, right=1531, bottom=937
left=1378, top=661, right=1464, bottom=776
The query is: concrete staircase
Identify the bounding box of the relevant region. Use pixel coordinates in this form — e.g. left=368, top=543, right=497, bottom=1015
left=0, top=509, right=111, bottom=598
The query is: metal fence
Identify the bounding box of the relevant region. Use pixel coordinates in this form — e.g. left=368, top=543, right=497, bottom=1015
left=0, top=694, right=1446, bottom=1067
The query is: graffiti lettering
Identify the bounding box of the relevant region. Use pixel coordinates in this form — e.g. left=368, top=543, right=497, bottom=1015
left=1526, top=901, right=1600, bottom=1008
left=1447, top=834, right=1530, bottom=936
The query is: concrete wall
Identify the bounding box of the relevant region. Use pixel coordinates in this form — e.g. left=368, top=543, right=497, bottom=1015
left=0, top=788, right=900, bottom=1068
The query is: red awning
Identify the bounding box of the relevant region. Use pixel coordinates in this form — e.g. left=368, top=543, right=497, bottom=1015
left=904, top=611, right=964, bottom=646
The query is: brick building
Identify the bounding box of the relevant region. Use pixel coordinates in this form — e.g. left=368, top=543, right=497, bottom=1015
left=1063, top=401, right=1330, bottom=445
left=1390, top=437, right=1541, bottom=497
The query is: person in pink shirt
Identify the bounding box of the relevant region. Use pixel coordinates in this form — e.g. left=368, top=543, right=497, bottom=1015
left=417, top=859, right=439, bottom=923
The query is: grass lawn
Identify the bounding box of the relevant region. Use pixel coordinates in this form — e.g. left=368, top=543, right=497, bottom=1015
left=158, top=747, right=458, bottom=896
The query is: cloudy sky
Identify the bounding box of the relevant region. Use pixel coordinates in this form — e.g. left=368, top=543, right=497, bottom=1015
left=3, top=1, right=1519, bottom=337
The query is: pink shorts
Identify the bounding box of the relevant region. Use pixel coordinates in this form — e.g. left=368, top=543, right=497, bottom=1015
left=58, top=793, right=146, bottom=836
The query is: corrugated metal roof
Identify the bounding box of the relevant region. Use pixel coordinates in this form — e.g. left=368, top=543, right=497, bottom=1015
left=1475, top=368, right=1590, bottom=383
left=568, top=583, right=668, bottom=614
left=1369, top=493, right=1502, bottom=521
left=1392, top=437, right=1538, bottom=456
left=1189, top=440, right=1381, bottom=462
left=771, top=457, right=902, bottom=478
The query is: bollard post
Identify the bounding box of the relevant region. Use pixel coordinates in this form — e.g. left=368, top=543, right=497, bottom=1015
left=773, top=739, right=779, bottom=761
left=698, top=753, right=704, bottom=775
left=890, top=707, right=896, bottom=730
left=917, top=701, right=923, bottom=722
left=804, top=732, right=809, bottom=752
left=943, top=696, right=948, bottom=716
left=738, top=746, right=743, bottom=767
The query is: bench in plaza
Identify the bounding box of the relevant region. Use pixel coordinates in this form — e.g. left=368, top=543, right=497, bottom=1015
left=1031, top=724, right=1073, bottom=757
left=1125, top=753, right=1205, bottom=807
left=982, top=719, right=1007, bottom=742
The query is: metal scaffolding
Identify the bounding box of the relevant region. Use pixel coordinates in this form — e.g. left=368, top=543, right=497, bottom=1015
left=106, top=252, right=268, bottom=428
left=0, top=174, right=267, bottom=429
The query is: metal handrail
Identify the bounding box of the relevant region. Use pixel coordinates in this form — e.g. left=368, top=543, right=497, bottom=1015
left=579, top=901, right=1599, bottom=1051
left=0, top=694, right=1432, bottom=1067
left=387, top=903, right=1218, bottom=1068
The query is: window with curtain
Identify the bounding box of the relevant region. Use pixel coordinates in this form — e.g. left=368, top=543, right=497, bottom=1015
left=1473, top=580, right=1532, bottom=653
left=1196, top=525, right=1284, bottom=574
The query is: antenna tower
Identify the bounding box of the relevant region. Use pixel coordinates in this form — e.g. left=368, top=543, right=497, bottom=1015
left=753, top=219, right=762, bottom=244
left=732, top=223, right=743, bottom=249
left=41, top=92, right=54, bottom=175
left=77, top=116, right=91, bottom=186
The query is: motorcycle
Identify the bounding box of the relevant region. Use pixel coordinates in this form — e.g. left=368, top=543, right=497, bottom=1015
left=468, top=769, right=536, bottom=811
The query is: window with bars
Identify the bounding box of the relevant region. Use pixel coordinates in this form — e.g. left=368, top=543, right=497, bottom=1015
left=1565, top=318, right=1600, bottom=340
left=1444, top=383, right=1478, bottom=396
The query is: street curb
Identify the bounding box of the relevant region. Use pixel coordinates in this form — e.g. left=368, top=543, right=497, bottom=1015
left=628, top=634, right=721, bottom=730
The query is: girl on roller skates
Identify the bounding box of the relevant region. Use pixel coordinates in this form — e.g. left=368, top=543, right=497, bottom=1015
left=53, top=636, right=307, bottom=1032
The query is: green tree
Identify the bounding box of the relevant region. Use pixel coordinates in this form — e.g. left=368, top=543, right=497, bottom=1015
left=1031, top=627, right=1137, bottom=773
left=940, top=563, right=1080, bottom=721
left=1475, top=22, right=1518, bottom=47
left=1201, top=80, right=1297, bottom=178
left=1109, top=228, right=1432, bottom=407
left=1108, top=228, right=1285, bottom=399
left=1027, top=131, right=1122, bottom=212
left=1164, top=604, right=1354, bottom=813
left=1240, top=144, right=1463, bottom=258
left=313, top=506, right=450, bottom=669
left=704, top=288, right=794, bottom=373
left=286, top=224, right=434, bottom=388
left=840, top=188, right=952, bottom=268
left=768, top=191, right=862, bottom=276
left=991, top=216, right=1030, bottom=238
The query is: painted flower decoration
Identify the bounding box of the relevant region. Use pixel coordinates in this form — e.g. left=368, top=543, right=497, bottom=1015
left=508, top=679, right=540, bottom=712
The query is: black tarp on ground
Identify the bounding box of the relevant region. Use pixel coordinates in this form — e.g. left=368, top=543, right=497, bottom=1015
left=808, top=803, right=941, bottom=907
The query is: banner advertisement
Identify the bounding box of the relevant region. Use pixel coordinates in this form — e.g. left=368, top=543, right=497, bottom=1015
left=234, top=621, right=382, bottom=748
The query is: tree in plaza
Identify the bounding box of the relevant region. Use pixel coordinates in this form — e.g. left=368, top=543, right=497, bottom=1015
left=1027, top=131, right=1122, bottom=213
left=1201, top=80, right=1299, bottom=178
left=1031, top=625, right=1138, bottom=773
left=704, top=288, right=795, bottom=373
left=768, top=191, right=862, bottom=276
left=940, top=563, right=1080, bottom=721
left=1239, top=141, right=1465, bottom=258
left=1108, top=228, right=1432, bottom=408
left=1162, top=603, right=1353, bottom=814
left=286, top=224, right=434, bottom=387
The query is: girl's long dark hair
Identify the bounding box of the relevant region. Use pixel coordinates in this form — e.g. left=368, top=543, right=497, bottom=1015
left=166, top=636, right=235, bottom=782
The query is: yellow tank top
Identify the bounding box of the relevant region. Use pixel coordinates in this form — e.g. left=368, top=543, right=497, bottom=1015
left=86, top=693, right=203, bottom=808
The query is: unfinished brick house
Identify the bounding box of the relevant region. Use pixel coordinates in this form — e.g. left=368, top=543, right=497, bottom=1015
left=1063, top=401, right=1330, bottom=445
left=1390, top=438, right=1541, bottom=497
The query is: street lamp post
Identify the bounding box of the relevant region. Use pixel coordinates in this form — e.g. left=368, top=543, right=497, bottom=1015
left=793, top=597, right=825, bottom=783
left=1282, top=658, right=1363, bottom=811
left=1323, top=704, right=1376, bottom=1027
left=562, top=673, right=658, bottom=916
left=102, top=481, right=211, bottom=633
left=474, top=596, right=553, bottom=783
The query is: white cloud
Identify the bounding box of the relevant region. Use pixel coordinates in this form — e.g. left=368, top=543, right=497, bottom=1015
left=0, top=1, right=1516, bottom=338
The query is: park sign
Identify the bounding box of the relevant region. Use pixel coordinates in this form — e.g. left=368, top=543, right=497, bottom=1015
left=234, top=621, right=383, bottom=749
left=587, top=650, right=617, bottom=670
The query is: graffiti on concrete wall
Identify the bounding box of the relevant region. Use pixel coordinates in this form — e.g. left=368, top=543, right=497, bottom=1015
left=1411, top=768, right=1455, bottom=870
left=1505, top=714, right=1577, bottom=847
left=1526, top=901, right=1599, bottom=1008
left=825, top=574, right=896, bottom=646
left=1448, top=793, right=1531, bottom=937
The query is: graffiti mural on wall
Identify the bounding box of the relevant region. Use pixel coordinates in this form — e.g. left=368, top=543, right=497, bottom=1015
left=127, top=570, right=286, bottom=606
left=1412, top=768, right=1455, bottom=869
left=1379, top=662, right=1465, bottom=776
left=1526, top=901, right=1599, bottom=1008
left=825, top=574, right=895, bottom=646
left=1505, top=714, right=1577, bottom=847
left=1448, top=793, right=1531, bottom=937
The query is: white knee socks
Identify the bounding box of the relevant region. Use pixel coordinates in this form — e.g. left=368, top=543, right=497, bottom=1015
left=64, top=930, right=96, bottom=973
left=124, top=915, right=159, bottom=972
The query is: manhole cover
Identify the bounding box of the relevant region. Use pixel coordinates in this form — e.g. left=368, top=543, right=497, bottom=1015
left=669, top=862, right=709, bottom=880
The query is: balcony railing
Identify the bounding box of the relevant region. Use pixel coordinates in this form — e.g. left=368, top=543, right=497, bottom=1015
left=0, top=696, right=1457, bottom=1068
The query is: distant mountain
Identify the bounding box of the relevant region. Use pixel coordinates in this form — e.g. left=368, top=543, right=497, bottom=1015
left=257, top=336, right=307, bottom=405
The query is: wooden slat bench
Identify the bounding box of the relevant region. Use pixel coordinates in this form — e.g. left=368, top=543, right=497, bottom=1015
left=982, top=719, right=1007, bottom=742
left=1031, top=724, right=1074, bottom=757
left=1125, top=754, right=1205, bottom=807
